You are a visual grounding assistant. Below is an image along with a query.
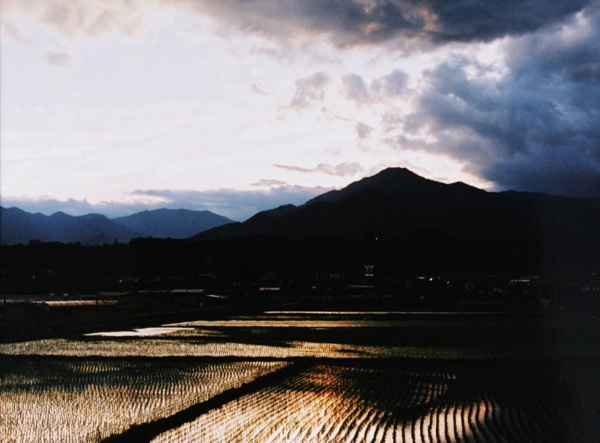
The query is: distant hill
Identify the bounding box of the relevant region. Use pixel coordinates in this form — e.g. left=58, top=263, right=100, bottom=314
left=112, top=209, right=233, bottom=239
left=4, top=168, right=599, bottom=245
left=0, top=207, right=234, bottom=245
left=0, top=208, right=140, bottom=245
left=193, top=167, right=600, bottom=241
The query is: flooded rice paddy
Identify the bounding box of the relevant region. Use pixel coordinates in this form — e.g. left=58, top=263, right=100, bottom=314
left=1, top=311, right=599, bottom=442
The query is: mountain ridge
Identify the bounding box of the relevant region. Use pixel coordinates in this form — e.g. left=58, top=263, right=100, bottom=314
left=112, top=208, right=232, bottom=239
left=3, top=167, right=599, bottom=245
left=0, top=208, right=234, bottom=245
left=194, top=167, right=600, bottom=241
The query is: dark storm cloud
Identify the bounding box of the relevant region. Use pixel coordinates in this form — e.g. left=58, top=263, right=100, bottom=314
left=424, top=0, right=590, bottom=42
left=396, top=8, right=600, bottom=198
left=482, top=9, right=600, bottom=197
left=5, top=0, right=593, bottom=48
left=179, top=0, right=591, bottom=48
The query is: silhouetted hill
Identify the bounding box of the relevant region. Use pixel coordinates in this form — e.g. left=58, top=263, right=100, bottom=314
left=0, top=207, right=234, bottom=245
left=112, top=209, right=233, bottom=239
left=194, top=167, right=600, bottom=241
left=0, top=207, right=140, bottom=245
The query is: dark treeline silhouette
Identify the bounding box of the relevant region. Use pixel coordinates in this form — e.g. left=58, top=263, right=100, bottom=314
left=2, top=232, right=599, bottom=300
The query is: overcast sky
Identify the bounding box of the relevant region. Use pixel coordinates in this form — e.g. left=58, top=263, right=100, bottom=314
left=2, top=0, right=599, bottom=220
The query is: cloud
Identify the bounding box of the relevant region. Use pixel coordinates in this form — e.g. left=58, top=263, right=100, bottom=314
left=178, top=0, right=593, bottom=49
left=341, top=69, right=410, bottom=105
left=371, top=69, right=409, bottom=97
left=5, top=0, right=591, bottom=48
left=289, top=72, right=331, bottom=108
left=5, top=0, right=600, bottom=204
left=45, top=50, right=72, bottom=66
left=273, top=162, right=364, bottom=176
left=341, top=74, right=370, bottom=104
left=2, top=0, right=152, bottom=38
left=250, top=83, right=268, bottom=96
left=424, top=1, right=591, bottom=42
left=386, top=7, right=600, bottom=198
left=251, top=179, right=289, bottom=187
left=356, top=122, right=373, bottom=140
left=1, top=20, right=31, bottom=44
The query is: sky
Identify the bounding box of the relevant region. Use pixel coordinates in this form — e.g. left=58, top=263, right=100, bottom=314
left=1, top=0, right=599, bottom=221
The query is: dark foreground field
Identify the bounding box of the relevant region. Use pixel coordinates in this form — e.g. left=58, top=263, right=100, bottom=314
left=1, top=312, right=599, bottom=442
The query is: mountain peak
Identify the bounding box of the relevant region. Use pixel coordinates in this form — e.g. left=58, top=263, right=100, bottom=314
left=194, top=166, right=600, bottom=241
left=49, top=211, right=72, bottom=220
left=307, top=167, right=432, bottom=206
left=373, top=167, right=419, bottom=177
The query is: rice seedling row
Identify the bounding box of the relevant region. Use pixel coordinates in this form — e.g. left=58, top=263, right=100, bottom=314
left=0, top=358, right=287, bottom=443
left=0, top=335, right=497, bottom=359
left=150, top=363, right=452, bottom=443
left=151, top=359, right=600, bottom=443
left=3, top=312, right=599, bottom=442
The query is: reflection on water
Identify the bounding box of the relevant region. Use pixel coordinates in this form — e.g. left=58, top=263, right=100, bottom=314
left=1, top=310, right=599, bottom=359
left=153, top=363, right=459, bottom=442
left=0, top=336, right=480, bottom=359
left=1, top=311, right=599, bottom=442
left=85, top=327, right=194, bottom=337
left=152, top=360, right=583, bottom=443
left=0, top=359, right=287, bottom=443
left=166, top=319, right=407, bottom=328
left=264, top=310, right=529, bottom=316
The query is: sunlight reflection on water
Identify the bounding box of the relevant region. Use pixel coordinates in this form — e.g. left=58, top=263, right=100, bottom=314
left=84, top=327, right=194, bottom=337
left=151, top=364, right=496, bottom=443
left=166, top=319, right=404, bottom=328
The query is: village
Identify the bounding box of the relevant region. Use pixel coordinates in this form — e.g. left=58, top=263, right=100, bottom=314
left=3, top=263, right=600, bottom=342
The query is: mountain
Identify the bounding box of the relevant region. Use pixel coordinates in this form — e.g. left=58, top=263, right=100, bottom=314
left=0, top=208, right=140, bottom=245
left=4, top=168, right=598, bottom=245
left=112, top=209, right=233, bottom=239
left=0, top=207, right=234, bottom=245
left=193, top=167, right=600, bottom=241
